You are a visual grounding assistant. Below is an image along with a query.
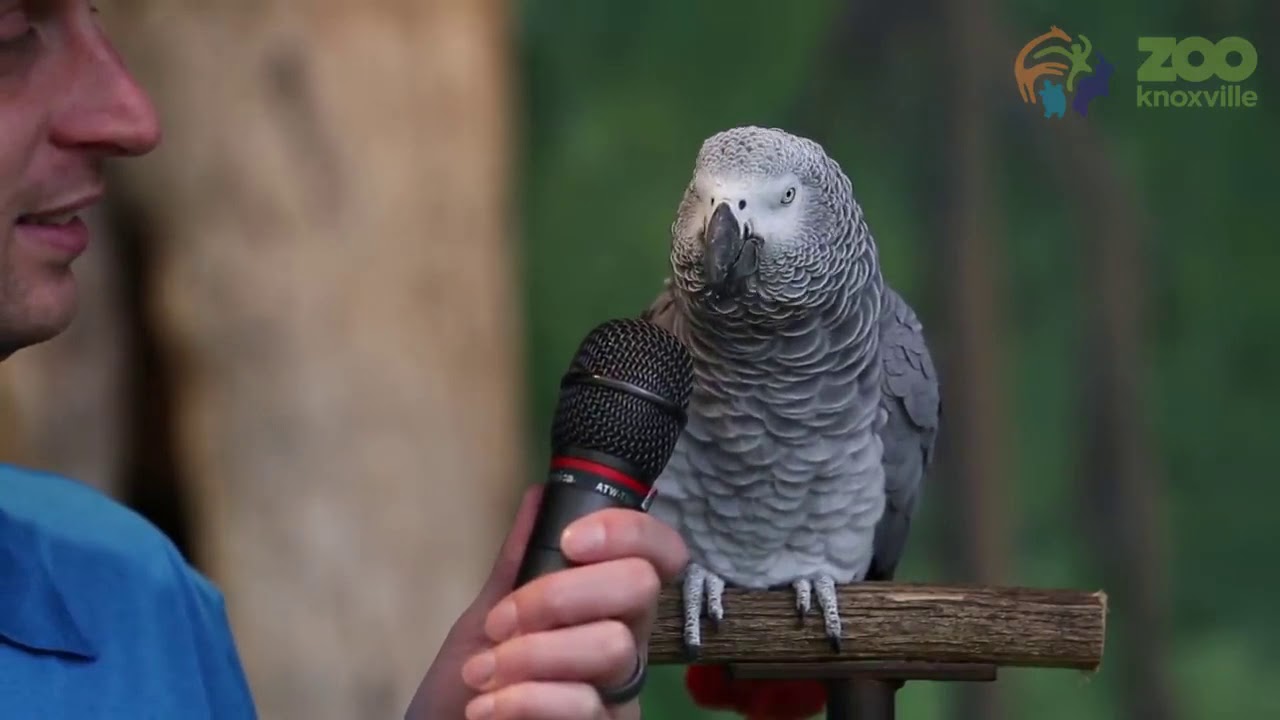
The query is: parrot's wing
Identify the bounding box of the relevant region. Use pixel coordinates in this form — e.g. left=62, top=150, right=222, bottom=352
left=867, top=286, right=941, bottom=581
left=641, top=277, right=678, bottom=332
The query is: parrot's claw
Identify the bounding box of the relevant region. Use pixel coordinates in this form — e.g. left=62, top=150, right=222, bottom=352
left=791, top=578, right=811, bottom=628
left=681, top=562, right=728, bottom=660
left=792, top=575, right=843, bottom=652
left=681, top=565, right=703, bottom=659
left=706, top=572, right=726, bottom=629
left=816, top=575, right=843, bottom=652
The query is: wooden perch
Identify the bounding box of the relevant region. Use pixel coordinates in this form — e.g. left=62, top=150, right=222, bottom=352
left=646, top=582, right=1107, bottom=675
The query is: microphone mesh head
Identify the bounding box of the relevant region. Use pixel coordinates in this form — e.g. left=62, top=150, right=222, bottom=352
left=552, top=318, right=694, bottom=482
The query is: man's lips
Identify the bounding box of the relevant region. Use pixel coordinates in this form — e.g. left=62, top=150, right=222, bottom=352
left=15, top=216, right=90, bottom=257
left=18, top=189, right=104, bottom=223
left=14, top=191, right=103, bottom=258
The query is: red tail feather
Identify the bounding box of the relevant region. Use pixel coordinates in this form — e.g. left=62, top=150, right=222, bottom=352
left=685, top=665, right=827, bottom=720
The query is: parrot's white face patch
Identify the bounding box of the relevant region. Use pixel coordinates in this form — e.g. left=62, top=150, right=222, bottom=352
left=693, top=171, right=807, bottom=252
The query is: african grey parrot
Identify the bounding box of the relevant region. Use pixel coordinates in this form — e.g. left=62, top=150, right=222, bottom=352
left=642, top=125, right=941, bottom=657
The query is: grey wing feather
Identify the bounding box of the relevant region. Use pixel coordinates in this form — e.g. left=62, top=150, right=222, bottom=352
left=641, top=278, right=679, bottom=332
left=867, top=286, right=941, bottom=581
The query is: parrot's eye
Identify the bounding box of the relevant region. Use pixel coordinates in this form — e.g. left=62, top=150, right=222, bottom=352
left=781, top=187, right=796, bottom=205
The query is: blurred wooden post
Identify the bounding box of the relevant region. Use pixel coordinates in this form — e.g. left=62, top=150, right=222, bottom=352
left=100, top=3, right=523, bottom=719
left=649, top=583, right=1107, bottom=720
left=935, top=0, right=1010, bottom=711
left=1050, top=116, right=1178, bottom=720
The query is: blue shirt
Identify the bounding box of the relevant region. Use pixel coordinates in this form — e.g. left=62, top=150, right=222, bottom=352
left=0, top=462, right=258, bottom=718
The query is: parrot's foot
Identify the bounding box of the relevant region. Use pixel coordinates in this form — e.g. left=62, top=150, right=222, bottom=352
left=792, top=575, right=843, bottom=652
left=681, top=562, right=726, bottom=660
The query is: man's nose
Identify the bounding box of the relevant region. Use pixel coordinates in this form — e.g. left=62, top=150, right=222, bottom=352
left=50, top=33, right=161, bottom=158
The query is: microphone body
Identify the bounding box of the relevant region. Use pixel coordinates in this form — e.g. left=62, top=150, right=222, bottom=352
left=515, top=455, right=653, bottom=585
left=514, top=318, right=694, bottom=588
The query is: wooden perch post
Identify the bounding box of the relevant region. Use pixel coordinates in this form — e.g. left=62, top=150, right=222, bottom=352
left=646, top=582, right=1107, bottom=720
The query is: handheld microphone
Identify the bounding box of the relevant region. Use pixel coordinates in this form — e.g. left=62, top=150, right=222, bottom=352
left=514, top=317, right=694, bottom=588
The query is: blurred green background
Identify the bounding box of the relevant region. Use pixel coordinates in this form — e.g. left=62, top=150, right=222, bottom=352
left=512, top=1, right=1278, bottom=718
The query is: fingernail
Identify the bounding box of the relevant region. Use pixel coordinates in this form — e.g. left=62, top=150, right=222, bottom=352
left=461, top=650, right=495, bottom=689
left=465, top=693, right=494, bottom=720
left=485, top=600, right=517, bottom=642
left=561, top=521, right=604, bottom=557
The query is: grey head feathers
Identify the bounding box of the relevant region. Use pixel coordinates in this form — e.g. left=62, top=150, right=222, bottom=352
left=668, top=126, right=877, bottom=325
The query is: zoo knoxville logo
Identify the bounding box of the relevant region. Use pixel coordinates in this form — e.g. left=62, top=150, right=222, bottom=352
left=1014, top=26, right=1113, bottom=119
left=1136, top=36, right=1258, bottom=109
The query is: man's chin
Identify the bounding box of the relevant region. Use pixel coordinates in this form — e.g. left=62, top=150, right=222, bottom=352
left=0, top=278, right=80, bottom=358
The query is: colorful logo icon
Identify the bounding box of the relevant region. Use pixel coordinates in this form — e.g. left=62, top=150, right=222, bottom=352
left=1015, top=26, right=1114, bottom=118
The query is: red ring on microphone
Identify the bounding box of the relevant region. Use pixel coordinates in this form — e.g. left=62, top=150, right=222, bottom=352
left=550, top=456, right=652, bottom=499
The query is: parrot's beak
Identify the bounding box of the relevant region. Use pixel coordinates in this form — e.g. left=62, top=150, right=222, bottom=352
left=703, top=202, right=758, bottom=296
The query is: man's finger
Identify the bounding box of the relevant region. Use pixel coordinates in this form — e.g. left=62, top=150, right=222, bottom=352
left=475, top=484, right=545, bottom=606
left=559, top=508, right=689, bottom=581
left=465, top=681, right=608, bottom=720
left=462, top=620, right=638, bottom=692
left=483, top=557, right=661, bottom=643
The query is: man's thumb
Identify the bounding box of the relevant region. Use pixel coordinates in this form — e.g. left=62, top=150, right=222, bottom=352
left=475, top=483, right=545, bottom=606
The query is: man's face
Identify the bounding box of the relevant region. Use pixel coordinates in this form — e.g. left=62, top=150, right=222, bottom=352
left=0, top=1, right=159, bottom=357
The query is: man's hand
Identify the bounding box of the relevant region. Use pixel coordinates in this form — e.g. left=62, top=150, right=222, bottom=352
left=405, top=484, right=690, bottom=720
